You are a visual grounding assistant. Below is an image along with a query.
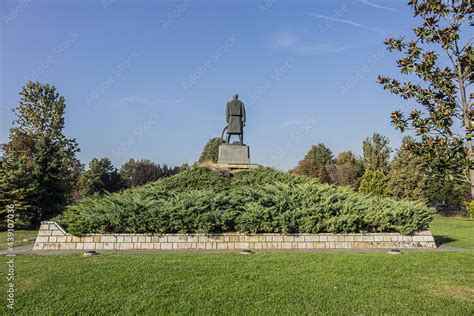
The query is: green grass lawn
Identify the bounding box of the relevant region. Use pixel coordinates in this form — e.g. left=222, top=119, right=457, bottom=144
left=1, top=252, right=473, bottom=314
left=0, top=230, right=38, bottom=250
left=0, top=216, right=472, bottom=314
left=430, top=215, right=474, bottom=249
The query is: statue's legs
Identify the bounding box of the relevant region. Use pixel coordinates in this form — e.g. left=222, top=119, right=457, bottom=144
left=226, top=134, right=244, bottom=145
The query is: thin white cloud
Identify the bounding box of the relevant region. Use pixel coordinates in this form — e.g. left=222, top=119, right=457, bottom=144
left=273, top=31, right=351, bottom=55
left=359, top=0, right=398, bottom=12
left=306, top=13, right=379, bottom=32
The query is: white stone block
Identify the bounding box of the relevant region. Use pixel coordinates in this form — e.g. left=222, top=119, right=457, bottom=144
left=103, top=242, right=114, bottom=250
left=161, top=243, right=173, bottom=250
left=36, top=236, right=49, bottom=243
left=141, top=243, right=153, bottom=250
left=83, top=243, right=95, bottom=250
left=52, top=230, right=65, bottom=236
left=373, top=236, right=384, bottom=242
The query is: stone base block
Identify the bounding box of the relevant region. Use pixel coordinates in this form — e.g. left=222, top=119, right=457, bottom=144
left=218, top=144, right=250, bottom=164
left=214, top=163, right=260, bottom=170
left=33, top=222, right=438, bottom=252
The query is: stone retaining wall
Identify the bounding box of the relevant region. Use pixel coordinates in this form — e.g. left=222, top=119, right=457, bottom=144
left=33, top=221, right=437, bottom=251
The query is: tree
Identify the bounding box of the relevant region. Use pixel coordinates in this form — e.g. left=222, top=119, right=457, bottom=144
left=293, top=143, right=333, bottom=183
left=0, top=82, right=81, bottom=225
left=327, top=151, right=364, bottom=188
left=198, top=137, right=223, bottom=164
left=378, top=0, right=473, bottom=197
left=359, top=134, right=391, bottom=196
left=2, top=128, right=35, bottom=157
left=359, top=168, right=389, bottom=196
left=120, top=159, right=160, bottom=187
left=31, top=138, right=72, bottom=221
left=427, top=175, right=469, bottom=209
left=120, top=159, right=180, bottom=188
left=387, top=136, right=429, bottom=202
left=0, top=154, right=39, bottom=227
left=362, top=133, right=391, bottom=172
left=336, top=151, right=357, bottom=165
left=79, top=158, right=124, bottom=197
left=161, top=164, right=181, bottom=177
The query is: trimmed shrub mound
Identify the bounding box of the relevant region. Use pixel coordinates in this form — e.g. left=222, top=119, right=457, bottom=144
left=58, top=167, right=435, bottom=235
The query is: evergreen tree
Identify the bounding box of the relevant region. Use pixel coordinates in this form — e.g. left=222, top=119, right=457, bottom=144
left=359, top=134, right=391, bottom=196
left=198, top=137, right=223, bottom=164
left=359, top=168, right=389, bottom=196
left=79, top=158, right=124, bottom=197
left=0, top=82, right=81, bottom=225
left=0, top=154, right=39, bottom=227
left=31, top=138, right=71, bottom=221
left=362, top=133, right=391, bottom=172
left=427, top=175, right=469, bottom=210
left=293, top=143, right=333, bottom=183
left=387, top=137, right=428, bottom=202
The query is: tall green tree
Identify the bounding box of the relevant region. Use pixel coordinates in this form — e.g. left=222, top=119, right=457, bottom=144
left=378, top=0, right=473, bottom=197
left=32, top=138, right=72, bottom=221
left=387, top=136, right=429, bottom=202
left=293, top=143, right=333, bottom=183
left=198, top=137, right=223, bottom=164
left=359, top=133, right=391, bottom=196
left=79, top=158, right=124, bottom=197
left=362, top=133, right=391, bottom=172
left=0, top=82, right=81, bottom=225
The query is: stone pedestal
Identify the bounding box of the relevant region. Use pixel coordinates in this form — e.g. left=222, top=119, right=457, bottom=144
left=217, top=144, right=250, bottom=165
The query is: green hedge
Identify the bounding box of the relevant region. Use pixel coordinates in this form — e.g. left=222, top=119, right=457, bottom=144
left=57, top=167, right=435, bottom=235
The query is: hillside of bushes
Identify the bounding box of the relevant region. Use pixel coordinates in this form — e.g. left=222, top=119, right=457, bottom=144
left=57, top=167, right=435, bottom=235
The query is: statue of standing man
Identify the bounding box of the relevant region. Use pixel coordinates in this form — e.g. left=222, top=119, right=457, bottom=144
left=225, top=93, right=246, bottom=145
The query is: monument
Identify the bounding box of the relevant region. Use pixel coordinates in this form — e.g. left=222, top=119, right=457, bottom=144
left=217, top=93, right=253, bottom=168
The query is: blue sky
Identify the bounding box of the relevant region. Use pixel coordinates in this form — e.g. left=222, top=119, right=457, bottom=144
left=1, top=0, right=430, bottom=170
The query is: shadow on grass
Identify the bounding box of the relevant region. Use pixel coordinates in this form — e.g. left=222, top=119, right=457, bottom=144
left=433, top=235, right=457, bottom=247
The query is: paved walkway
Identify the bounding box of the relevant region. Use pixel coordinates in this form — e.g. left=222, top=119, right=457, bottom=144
left=1, top=243, right=472, bottom=255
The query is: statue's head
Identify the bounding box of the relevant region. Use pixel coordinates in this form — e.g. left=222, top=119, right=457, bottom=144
left=232, top=93, right=238, bottom=100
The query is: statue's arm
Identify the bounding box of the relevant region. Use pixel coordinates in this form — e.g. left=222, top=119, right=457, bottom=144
left=242, top=103, right=246, bottom=123
left=226, top=103, right=230, bottom=123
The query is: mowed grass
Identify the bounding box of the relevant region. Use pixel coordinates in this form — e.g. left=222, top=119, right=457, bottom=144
left=1, top=252, right=473, bottom=314
left=0, top=230, right=38, bottom=250
left=430, top=215, right=474, bottom=249
left=0, top=215, right=471, bottom=314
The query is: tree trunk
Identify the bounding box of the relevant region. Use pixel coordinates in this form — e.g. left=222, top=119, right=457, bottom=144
left=463, top=109, right=474, bottom=201
left=457, top=44, right=472, bottom=200
left=470, top=160, right=474, bottom=200
left=469, top=113, right=474, bottom=201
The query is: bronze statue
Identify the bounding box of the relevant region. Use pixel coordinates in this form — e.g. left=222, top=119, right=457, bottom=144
left=224, top=93, right=246, bottom=145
